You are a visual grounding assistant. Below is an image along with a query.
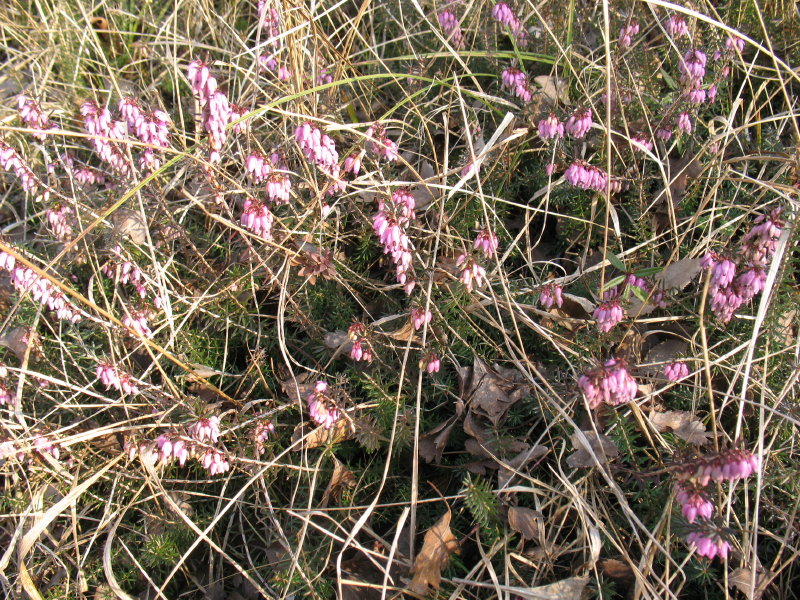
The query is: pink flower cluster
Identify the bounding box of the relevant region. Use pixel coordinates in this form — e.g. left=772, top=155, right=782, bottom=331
left=491, top=2, right=527, bottom=46
left=372, top=188, right=417, bottom=293
left=46, top=203, right=75, bottom=242
left=96, top=361, right=139, bottom=395
left=501, top=68, right=531, bottom=102
left=537, top=113, right=564, bottom=140
left=366, top=122, right=399, bottom=162
left=53, top=154, right=106, bottom=187
left=538, top=282, right=564, bottom=309
left=187, top=60, right=236, bottom=163
left=80, top=101, right=132, bottom=176
left=259, top=55, right=292, bottom=81
left=152, top=433, right=230, bottom=475
left=411, top=307, right=433, bottom=330
left=246, top=151, right=291, bottom=204
left=0, top=367, right=12, bottom=405
left=123, top=307, right=154, bottom=338
left=455, top=254, right=488, bottom=292
left=307, top=380, right=340, bottom=429
left=118, top=97, right=171, bottom=171
left=676, top=448, right=760, bottom=485
left=0, top=434, right=62, bottom=463
left=257, top=2, right=281, bottom=44
left=664, top=361, right=689, bottom=382
left=564, top=161, right=618, bottom=192
left=474, top=228, right=499, bottom=258
left=0, top=140, right=40, bottom=194
left=686, top=530, right=730, bottom=561
left=295, top=122, right=345, bottom=193
left=701, top=207, right=782, bottom=322
left=578, top=358, right=638, bottom=410
left=348, top=322, right=374, bottom=363
left=188, top=416, right=221, bottom=443
left=241, top=197, right=275, bottom=239
left=343, top=152, right=363, bottom=176
left=631, top=132, right=653, bottom=153
left=665, top=14, right=689, bottom=38
left=438, top=10, right=464, bottom=49
left=564, top=108, right=593, bottom=138
left=725, top=35, right=745, bottom=54
left=675, top=481, right=714, bottom=522
left=0, top=250, right=81, bottom=322
left=253, top=420, right=275, bottom=455
left=675, top=111, right=693, bottom=134
left=593, top=299, right=624, bottom=332
left=17, top=95, right=55, bottom=140
left=671, top=448, right=760, bottom=560
left=419, top=352, right=441, bottom=374
left=618, top=22, right=640, bottom=48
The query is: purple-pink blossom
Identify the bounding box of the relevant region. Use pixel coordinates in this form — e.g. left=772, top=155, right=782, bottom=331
left=411, top=307, right=433, bottom=330
left=675, top=481, right=714, bottom=523
left=686, top=531, right=730, bottom=561
left=188, top=416, right=221, bottom=443
left=665, top=14, right=689, bottom=38
left=0, top=250, right=81, bottom=322
left=473, top=228, right=499, bottom=258
left=537, top=113, right=564, bottom=140
left=725, top=35, right=745, bottom=53
left=96, top=362, right=139, bottom=395
left=420, top=352, right=441, bottom=374
left=538, top=282, right=563, bottom=309
left=564, top=161, right=614, bottom=192
left=241, top=197, right=275, bottom=239
left=593, top=299, right=624, bottom=332
left=17, top=95, right=55, bottom=140
left=438, top=10, right=465, bottom=49
left=675, top=112, right=693, bottom=134
left=664, top=361, right=689, bottom=382
left=618, top=22, right=639, bottom=48
left=578, top=358, right=638, bottom=410
left=455, top=254, right=487, bottom=292
left=564, top=108, right=593, bottom=138
left=366, top=122, right=399, bottom=162
left=253, top=420, right=276, bottom=455
left=348, top=322, right=374, bottom=363
left=307, top=380, right=340, bottom=429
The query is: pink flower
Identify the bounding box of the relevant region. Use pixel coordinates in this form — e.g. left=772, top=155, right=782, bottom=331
left=710, top=257, right=737, bottom=288
left=307, top=380, right=339, bottom=429
left=725, top=35, right=745, bottom=53
left=411, top=307, right=433, bottom=330
left=473, top=228, right=499, bottom=258
left=253, top=420, right=276, bottom=455
left=343, top=152, right=364, bottom=176
left=420, top=352, right=441, bottom=374
left=664, top=361, right=689, bottom=382
left=707, top=84, right=718, bottom=103
left=686, top=531, right=730, bottom=561
left=187, top=59, right=217, bottom=105
left=188, top=416, right=221, bottom=443
left=17, top=95, right=55, bottom=140
left=665, top=14, right=689, bottom=38
left=565, top=161, right=611, bottom=192
left=438, top=10, right=465, bottom=49
left=537, top=113, right=564, bottom=140
left=679, top=49, right=708, bottom=85
left=741, top=206, right=784, bottom=265
left=492, top=2, right=519, bottom=29
left=675, top=448, right=760, bottom=486
left=96, top=361, right=139, bottom=395
left=538, top=282, right=563, bottom=309
left=241, top=197, right=274, bottom=239
left=348, top=322, right=374, bottom=363
left=295, top=122, right=341, bottom=180
left=618, top=22, right=639, bottom=48
left=578, top=358, right=638, bottom=410
left=564, top=108, right=593, bottom=138
left=257, top=2, right=281, bottom=43
left=366, top=122, right=399, bottom=162
left=157, top=434, right=189, bottom=466
left=734, top=266, right=766, bottom=302
left=0, top=140, right=41, bottom=194
left=656, top=127, right=673, bottom=141
left=631, top=132, right=653, bottom=153
left=46, top=203, right=75, bottom=241
left=675, top=481, right=714, bottom=523
left=675, top=112, right=693, bottom=134
left=501, top=67, right=526, bottom=91
left=455, top=254, right=487, bottom=292
left=201, top=448, right=230, bottom=475
left=593, top=299, right=624, bottom=332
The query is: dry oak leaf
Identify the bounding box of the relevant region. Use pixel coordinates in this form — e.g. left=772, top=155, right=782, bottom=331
left=408, top=510, right=460, bottom=596
left=507, top=506, right=545, bottom=542
left=566, top=431, right=619, bottom=468
left=291, top=418, right=355, bottom=450
left=728, top=566, right=774, bottom=600
left=110, top=208, right=148, bottom=245
left=320, top=457, right=356, bottom=506
left=419, top=400, right=464, bottom=464
left=517, top=576, right=588, bottom=600
left=650, top=410, right=710, bottom=445
left=498, top=445, right=549, bottom=489
left=457, top=358, right=531, bottom=425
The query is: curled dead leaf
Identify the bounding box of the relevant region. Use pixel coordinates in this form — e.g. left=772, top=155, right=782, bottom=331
left=516, top=576, right=588, bottom=600
left=729, top=566, right=773, bottom=600
left=419, top=401, right=464, bottom=464
left=507, top=506, right=544, bottom=542
left=650, top=410, right=710, bottom=445
left=291, top=418, right=355, bottom=450
left=110, top=208, right=148, bottom=245
left=320, top=458, right=356, bottom=506
left=457, top=358, right=531, bottom=425
left=408, top=510, right=460, bottom=596
left=566, top=431, right=619, bottom=468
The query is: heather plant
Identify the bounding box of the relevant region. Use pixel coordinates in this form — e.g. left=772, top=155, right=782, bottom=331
left=0, top=0, right=799, bottom=598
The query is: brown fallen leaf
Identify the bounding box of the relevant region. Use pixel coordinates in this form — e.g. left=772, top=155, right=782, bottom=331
left=320, top=458, right=356, bottom=506
left=656, top=258, right=702, bottom=291
left=507, top=506, right=544, bottom=542
left=0, top=326, right=39, bottom=361
left=533, top=75, right=570, bottom=105
left=419, top=401, right=464, bottom=464
left=516, top=576, right=588, bottom=600
left=601, top=558, right=636, bottom=592
left=408, top=510, right=460, bottom=596
left=566, top=431, right=619, bottom=468
left=650, top=410, right=710, bottom=445
left=457, top=358, right=531, bottom=425
left=386, top=319, right=420, bottom=343
left=110, top=208, right=148, bottom=245
left=729, top=566, right=774, bottom=600
left=498, top=445, right=549, bottom=488
left=291, top=418, right=355, bottom=450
